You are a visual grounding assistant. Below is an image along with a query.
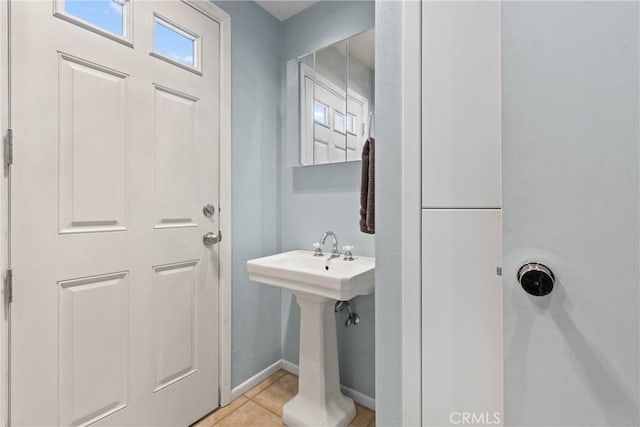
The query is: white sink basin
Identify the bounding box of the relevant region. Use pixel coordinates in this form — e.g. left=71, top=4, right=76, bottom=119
left=247, top=249, right=375, bottom=426
left=247, top=250, right=375, bottom=300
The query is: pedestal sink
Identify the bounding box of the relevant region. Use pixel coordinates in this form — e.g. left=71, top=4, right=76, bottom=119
left=247, top=250, right=375, bottom=427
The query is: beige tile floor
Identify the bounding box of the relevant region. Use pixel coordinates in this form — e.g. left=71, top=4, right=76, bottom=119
left=193, top=370, right=375, bottom=427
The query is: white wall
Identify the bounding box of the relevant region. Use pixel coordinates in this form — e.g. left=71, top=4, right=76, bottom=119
left=502, top=2, right=639, bottom=425
left=373, top=0, right=405, bottom=423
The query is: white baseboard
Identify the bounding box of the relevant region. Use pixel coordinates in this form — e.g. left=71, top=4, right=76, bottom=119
left=280, top=360, right=375, bottom=411
left=231, top=359, right=376, bottom=411
left=340, top=384, right=375, bottom=411
left=280, top=359, right=299, bottom=376
left=230, top=359, right=282, bottom=402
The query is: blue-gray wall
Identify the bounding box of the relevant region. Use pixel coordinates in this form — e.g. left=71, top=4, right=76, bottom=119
left=214, top=0, right=283, bottom=389
left=374, top=0, right=403, bottom=423
left=214, top=0, right=377, bottom=402
left=502, top=2, right=640, bottom=425
left=279, top=0, right=376, bottom=400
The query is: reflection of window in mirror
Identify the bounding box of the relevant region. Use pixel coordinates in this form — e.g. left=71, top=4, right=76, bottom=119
left=334, top=111, right=345, bottom=134
left=314, top=101, right=328, bottom=126
left=346, top=113, right=356, bottom=135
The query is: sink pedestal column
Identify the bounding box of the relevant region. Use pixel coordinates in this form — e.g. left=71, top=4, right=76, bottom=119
left=283, top=292, right=356, bottom=427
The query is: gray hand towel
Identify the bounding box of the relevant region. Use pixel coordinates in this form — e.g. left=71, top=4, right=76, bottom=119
left=360, top=138, right=375, bottom=234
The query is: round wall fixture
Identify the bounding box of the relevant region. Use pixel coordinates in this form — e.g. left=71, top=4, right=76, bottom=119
left=517, top=262, right=555, bottom=296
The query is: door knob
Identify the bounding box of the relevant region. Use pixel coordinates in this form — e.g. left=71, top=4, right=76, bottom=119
left=203, top=231, right=221, bottom=246
left=517, top=262, right=554, bottom=296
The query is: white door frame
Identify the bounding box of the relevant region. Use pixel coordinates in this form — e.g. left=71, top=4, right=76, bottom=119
left=401, top=0, right=422, bottom=425
left=0, top=1, right=233, bottom=424
left=183, top=0, right=232, bottom=408
left=0, top=1, right=9, bottom=425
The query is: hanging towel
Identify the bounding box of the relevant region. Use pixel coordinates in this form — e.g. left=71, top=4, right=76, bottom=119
left=360, top=138, right=375, bottom=234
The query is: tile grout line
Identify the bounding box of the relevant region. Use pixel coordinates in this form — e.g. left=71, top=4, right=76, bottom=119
left=247, top=391, right=284, bottom=419
left=246, top=374, right=291, bottom=419
left=210, top=397, right=251, bottom=426
left=229, top=370, right=292, bottom=423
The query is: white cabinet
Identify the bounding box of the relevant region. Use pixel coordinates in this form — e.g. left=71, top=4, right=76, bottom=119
left=421, top=209, right=502, bottom=426
left=421, top=1, right=501, bottom=208
left=417, top=1, right=503, bottom=425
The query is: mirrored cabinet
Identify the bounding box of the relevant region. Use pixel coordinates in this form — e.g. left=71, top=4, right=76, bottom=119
left=287, top=28, right=374, bottom=166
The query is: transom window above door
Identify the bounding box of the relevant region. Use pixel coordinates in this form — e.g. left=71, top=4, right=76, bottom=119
left=152, top=14, right=201, bottom=74
left=54, top=0, right=132, bottom=46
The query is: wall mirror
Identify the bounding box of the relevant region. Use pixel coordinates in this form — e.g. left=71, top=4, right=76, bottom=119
left=287, top=28, right=374, bottom=166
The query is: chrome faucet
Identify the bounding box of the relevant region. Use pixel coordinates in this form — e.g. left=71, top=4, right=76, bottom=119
left=319, top=231, right=340, bottom=259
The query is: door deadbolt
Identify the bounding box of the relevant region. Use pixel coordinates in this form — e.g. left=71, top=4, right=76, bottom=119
left=203, top=231, right=221, bottom=246
left=517, top=262, right=554, bottom=296
left=203, top=204, right=216, bottom=217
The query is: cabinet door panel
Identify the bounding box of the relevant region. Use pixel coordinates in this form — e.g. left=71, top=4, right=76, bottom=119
left=421, top=209, right=503, bottom=426
left=422, top=1, right=501, bottom=208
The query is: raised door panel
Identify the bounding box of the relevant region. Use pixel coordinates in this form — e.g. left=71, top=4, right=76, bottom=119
left=154, top=85, right=199, bottom=229
left=314, top=141, right=330, bottom=164
left=152, top=260, right=199, bottom=391
left=315, top=83, right=347, bottom=164
left=421, top=1, right=501, bottom=208
left=333, top=143, right=347, bottom=163
left=58, top=53, right=128, bottom=233
left=421, top=209, right=503, bottom=426
left=59, top=272, right=129, bottom=426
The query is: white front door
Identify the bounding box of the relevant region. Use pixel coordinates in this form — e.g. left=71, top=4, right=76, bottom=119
left=10, top=1, right=222, bottom=425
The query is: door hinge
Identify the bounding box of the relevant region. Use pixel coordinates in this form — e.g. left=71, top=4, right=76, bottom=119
left=4, top=128, right=13, bottom=167
left=5, top=269, right=12, bottom=305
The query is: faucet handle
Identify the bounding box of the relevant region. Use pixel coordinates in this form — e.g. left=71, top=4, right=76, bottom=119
left=313, top=242, right=323, bottom=257
left=342, top=246, right=354, bottom=261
